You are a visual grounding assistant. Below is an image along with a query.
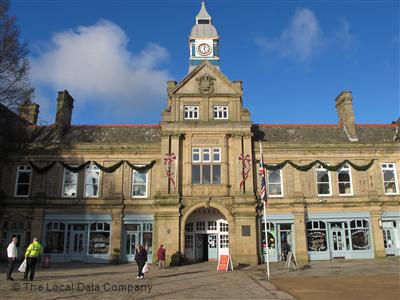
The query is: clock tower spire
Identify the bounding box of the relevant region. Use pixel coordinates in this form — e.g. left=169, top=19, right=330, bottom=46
left=189, top=2, right=220, bottom=72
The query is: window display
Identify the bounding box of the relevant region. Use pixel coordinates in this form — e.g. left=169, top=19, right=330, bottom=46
left=89, top=222, right=110, bottom=254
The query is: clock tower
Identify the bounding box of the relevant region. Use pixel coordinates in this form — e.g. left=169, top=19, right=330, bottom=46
left=189, top=2, right=220, bottom=72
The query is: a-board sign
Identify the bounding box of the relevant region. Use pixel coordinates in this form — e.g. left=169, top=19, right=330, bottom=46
left=217, top=254, right=233, bottom=271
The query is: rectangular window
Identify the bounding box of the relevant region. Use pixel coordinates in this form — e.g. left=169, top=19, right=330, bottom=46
left=213, top=106, right=228, bottom=119
left=208, top=221, right=217, bottom=231
left=219, top=234, right=229, bottom=248
left=267, top=169, right=283, bottom=197
left=316, top=165, right=332, bottom=196
left=381, top=163, right=399, bottom=195
left=185, top=235, right=193, bottom=249
left=89, top=222, right=110, bottom=254
left=132, top=169, right=148, bottom=198
left=185, top=222, right=193, bottom=232
left=220, top=222, right=229, bottom=232
left=44, top=222, right=65, bottom=254
left=62, top=168, right=78, bottom=197
left=337, top=164, right=353, bottom=195
left=184, top=106, right=199, bottom=119
left=192, top=148, right=221, bottom=184
left=196, top=221, right=205, bottom=231
left=14, top=165, right=32, bottom=197
left=84, top=164, right=101, bottom=197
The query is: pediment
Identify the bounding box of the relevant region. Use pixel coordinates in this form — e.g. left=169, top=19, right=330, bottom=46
left=170, top=62, right=242, bottom=96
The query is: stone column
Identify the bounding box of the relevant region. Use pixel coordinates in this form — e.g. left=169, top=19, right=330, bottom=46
left=30, top=208, right=45, bottom=242
left=242, top=133, right=254, bottom=196
left=154, top=210, right=180, bottom=265
left=110, top=209, right=123, bottom=261
left=232, top=212, right=258, bottom=265
left=371, top=210, right=386, bottom=258
left=293, top=206, right=309, bottom=266
left=170, top=133, right=181, bottom=197
left=157, top=133, right=171, bottom=195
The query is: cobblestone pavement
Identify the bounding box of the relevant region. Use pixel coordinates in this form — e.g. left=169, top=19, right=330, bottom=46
left=0, top=261, right=292, bottom=300
left=0, top=258, right=399, bottom=300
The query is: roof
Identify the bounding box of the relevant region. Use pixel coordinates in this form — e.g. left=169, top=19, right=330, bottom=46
left=253, top=124, right=399, bottom=143
left=196, top=2, right=211, bottom=20
left=26, top=125, right=161, bottom=146
left=190, top=24, right=218, bottom=38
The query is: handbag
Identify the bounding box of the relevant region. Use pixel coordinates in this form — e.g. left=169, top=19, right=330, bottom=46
left=18, top=259, right=27, bottom=272
left=142, top=262, right=149, bottom=274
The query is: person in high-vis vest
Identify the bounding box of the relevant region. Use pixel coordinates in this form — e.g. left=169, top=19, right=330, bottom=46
left=24, top=237, right=42, bottom=281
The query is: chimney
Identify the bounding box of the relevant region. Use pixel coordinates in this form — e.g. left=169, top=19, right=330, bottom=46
left=335, top=91, right=358, bottom=141
left=55, top=90, right=74, bottom=138
left=18, top=101, right=40, bottom=125
left=167, top=80, right=177, bottom=96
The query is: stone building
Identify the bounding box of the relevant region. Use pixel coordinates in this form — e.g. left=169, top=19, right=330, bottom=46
left=0, top=2, right=399, bottom=266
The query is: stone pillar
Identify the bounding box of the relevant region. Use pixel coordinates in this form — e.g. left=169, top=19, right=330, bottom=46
left=158, top=133, right=171, bottom=195
left=110, top=209, right=123, bottom=261
left=170, top=133, right=181, bottom=197
left=30, top=208, right=44, bottom=243
left=371, top=210, right=386, bottom=258
left=232, top=212, right=258, bottom=265
left=154, top=210, right=180, bottom=265
left=242, top=133, right=254, bottom=196
left=293, top=207, right=309, bottom=266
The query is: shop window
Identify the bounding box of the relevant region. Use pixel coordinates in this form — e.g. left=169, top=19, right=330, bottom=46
left=143, top=223, right=153, bottom=232
left=143, top=232, right=153, bottom=255
left=306, top=221, right=327, bottom=251
left=213, top=106, right=228, bottom=119
left=219, top=234, right=229, bottom=248
left=196, top=221, right=206, bottom=231
left=84, top=164, right=101, bottom=197
left=337, top=164, right=353, bottom=195
left=267, top=169, right=283, bottom=197
left=316, top=165, right=332, bottom=196
left=62, top=167, right=78, bottom=197
left=381, top=163, right=399, bottom=195
left=192, top=148, right=221, bottom=184
left=220, top=222, right=229, bottom=232
left=44, top=222, right=66, bottom=254
left=185, top=222, right=193, bottom=232
left=185, top=235, right=193, bottom=249
left=14, top=165, right=32, bottom=197
left=89, top=222, right=110, bottom=254
left=132, top=169, right=148, bottom=198
left=208, top=221, right=217, bottom=231
left=350, top=219, right=370, bottom=250
left=184, top=106, right=199, bottom=119
left=260, top=222, right=276, bottom=252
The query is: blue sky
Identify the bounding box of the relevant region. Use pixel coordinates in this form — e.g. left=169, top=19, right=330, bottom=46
left=10, top=0, right=399, bottom=125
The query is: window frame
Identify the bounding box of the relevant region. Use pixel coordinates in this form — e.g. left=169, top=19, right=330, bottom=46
left=191, top=147, right=222, bottom=185
left=184, top=105, right=199, bottom=120
left=14, top=165, right=32, bottom=197
left=337, top=164, right=353, bottom=196
left=213, top=105, right=229, bottom=120
left=84, top=164, right=101, bottom=198
left=61, top=166, right=78, bottom=198
left=132, top=168, right=149, bottom=198
left=267, top=169, right=284, bottom=198
left=315, top=165, right=332, bottom=196
left=381, top=163, right=399, bottom=195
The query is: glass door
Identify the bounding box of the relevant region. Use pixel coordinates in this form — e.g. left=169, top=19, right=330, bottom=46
left=207, top=234, right=218, bottom=261
left=329, top=222, right=346, bottom=258
left=125, top=231, right=139, bottom=261
left=278, top=224, right=293, bottom=261
left=383, top=227, right=395, bottom=255
left=70, top=231, right=86, bottom=258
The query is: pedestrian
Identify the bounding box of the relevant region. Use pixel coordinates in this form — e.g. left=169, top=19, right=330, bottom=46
left=6, top=237, right=18, bottom=281
left=157, top=245, right=166, bottom=269
left=281, top=239, right=290, bottom=261
left=24, top=237, right=43, bottom=281
left=134, top=244, right=147, bottom=279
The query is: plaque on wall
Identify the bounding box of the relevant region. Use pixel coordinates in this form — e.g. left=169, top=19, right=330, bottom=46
left=242, top=225, right=251, bottom=236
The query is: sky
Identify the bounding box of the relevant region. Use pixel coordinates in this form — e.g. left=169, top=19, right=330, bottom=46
left=9, top=0, right=400, bottom=125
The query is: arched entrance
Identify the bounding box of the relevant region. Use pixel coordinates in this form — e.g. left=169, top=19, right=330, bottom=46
left=183, top=207, right=229, bottom=262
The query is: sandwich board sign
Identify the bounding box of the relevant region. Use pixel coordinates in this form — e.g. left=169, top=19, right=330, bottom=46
left=217, top=254, right=233, bottom=271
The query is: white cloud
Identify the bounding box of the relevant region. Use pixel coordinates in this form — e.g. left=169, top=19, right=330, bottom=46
left=256, top=8, right=354, bottom=63
left=30, top=20, right=170, bottom=122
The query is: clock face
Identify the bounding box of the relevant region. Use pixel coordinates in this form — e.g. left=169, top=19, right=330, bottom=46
left=197, top=43, right=212, bottom=56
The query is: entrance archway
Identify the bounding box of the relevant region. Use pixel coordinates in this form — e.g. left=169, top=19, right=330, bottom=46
left=183, top=207, right=229, bottom=262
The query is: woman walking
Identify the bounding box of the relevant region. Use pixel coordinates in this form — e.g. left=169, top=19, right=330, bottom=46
left=134, top=244, right=147, bottom=279
left=157, top=245, right=166, bottom=269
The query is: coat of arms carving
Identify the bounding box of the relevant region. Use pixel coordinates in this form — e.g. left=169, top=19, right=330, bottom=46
left=197, top=75, right=215, bottom=94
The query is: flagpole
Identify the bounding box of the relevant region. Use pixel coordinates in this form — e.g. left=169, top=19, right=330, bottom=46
left=259, top=141, right=270, bottom=280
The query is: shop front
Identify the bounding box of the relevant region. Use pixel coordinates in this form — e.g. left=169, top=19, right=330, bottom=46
left=43, top=214, right=112, bottom=263
left=259, top=214, right=295, bottom=262
left=306, top=212, right=374, bottom=260
left=122, top=214, right=154, bottom=263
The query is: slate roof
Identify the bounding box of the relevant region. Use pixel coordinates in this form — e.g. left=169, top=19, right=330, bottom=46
left=26, top=125, right=161, bottom=146
left=253, top=124, right=399, bottom=143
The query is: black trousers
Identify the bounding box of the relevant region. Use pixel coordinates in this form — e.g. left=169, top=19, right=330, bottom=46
left=24, top=257, right=37, bottom=281
left=7, top=258, right=16, bottom=279
left=137, top=261, right=145, bottom=277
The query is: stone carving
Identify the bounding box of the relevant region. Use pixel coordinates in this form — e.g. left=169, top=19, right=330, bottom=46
left=192, top=138, right=221, bottom=145
left=196, top=75, right=215, bottom=94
